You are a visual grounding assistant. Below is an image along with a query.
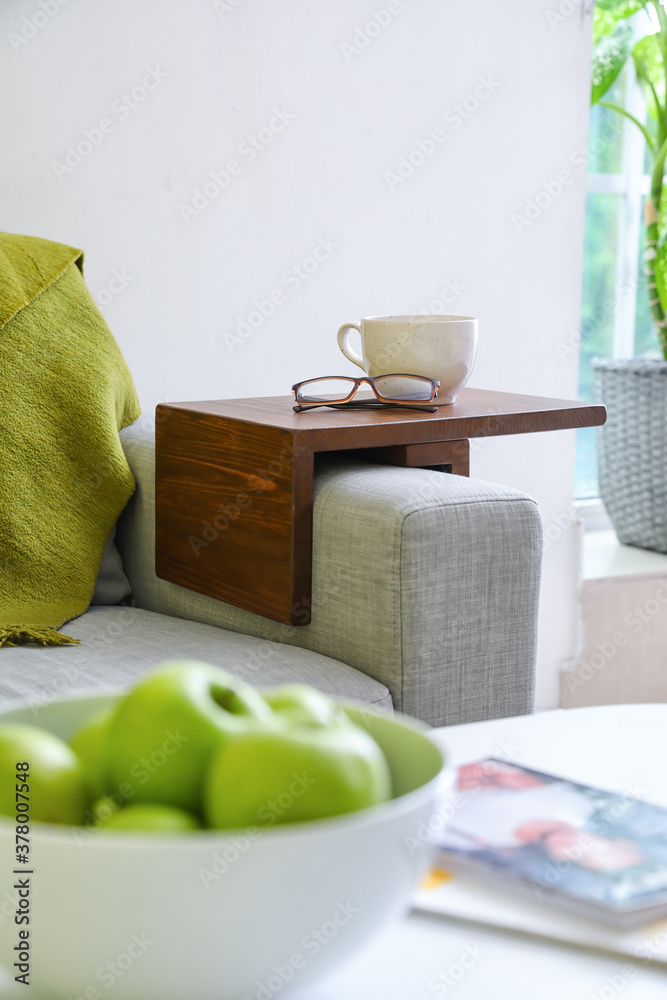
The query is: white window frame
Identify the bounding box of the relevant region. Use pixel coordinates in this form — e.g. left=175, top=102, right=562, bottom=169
left=576, top=51, right=651, bottom=527
left=585, top=59, right=648, bottom=358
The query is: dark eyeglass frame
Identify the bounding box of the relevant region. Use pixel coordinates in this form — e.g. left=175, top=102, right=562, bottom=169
left=292, top=374, right=440, bottom=409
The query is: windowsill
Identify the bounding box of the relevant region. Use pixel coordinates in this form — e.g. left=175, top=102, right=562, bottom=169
left=573, top=498, right=612, bottom=533
left=583, top=529, right=667, bottom=580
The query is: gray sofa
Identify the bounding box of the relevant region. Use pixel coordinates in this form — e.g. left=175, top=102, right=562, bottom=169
left=0, top=417, right=543, bottom=728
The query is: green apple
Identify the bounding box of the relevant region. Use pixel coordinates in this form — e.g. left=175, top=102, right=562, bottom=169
left=104, top=660, right=273, bottom=812
left=69, top=706, right=116, bottom=800
left=204, top=722, right=392, bottom=829
left=0, top=724, right=88, bottom=825
left=264, top=684, right=348, bottom=728
left=95, top=803, right=201, bottom=833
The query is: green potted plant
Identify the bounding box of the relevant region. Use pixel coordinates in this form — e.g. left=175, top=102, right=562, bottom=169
left=591, top=0, right=667, bottom=551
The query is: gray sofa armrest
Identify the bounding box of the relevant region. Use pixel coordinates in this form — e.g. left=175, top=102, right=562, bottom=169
left=116, top=416, right=542, bottom=727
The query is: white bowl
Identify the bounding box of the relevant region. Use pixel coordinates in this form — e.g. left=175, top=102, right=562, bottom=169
left=0, top=693, right=448, bottom=1000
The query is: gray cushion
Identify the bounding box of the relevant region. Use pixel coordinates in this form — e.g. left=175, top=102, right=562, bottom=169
left=90, top=527, right=131, bottom=605
left=0, top=606, right=392, bottom=716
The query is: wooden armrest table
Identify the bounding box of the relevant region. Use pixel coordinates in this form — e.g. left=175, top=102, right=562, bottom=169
left=155, top=389, right=605, bottom=625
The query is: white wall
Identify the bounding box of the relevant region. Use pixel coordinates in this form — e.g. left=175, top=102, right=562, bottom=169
left=0, top=0, right=592, bottom=708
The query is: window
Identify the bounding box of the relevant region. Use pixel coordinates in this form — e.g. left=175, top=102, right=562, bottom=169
left=576, top=28, right=661, bottom=499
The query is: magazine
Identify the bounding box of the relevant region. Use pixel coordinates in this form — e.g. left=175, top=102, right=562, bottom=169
left=433, top=758, right=667, bottom=929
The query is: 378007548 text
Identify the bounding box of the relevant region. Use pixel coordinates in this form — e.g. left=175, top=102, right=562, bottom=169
left=13, top=761, right=32, bottom=986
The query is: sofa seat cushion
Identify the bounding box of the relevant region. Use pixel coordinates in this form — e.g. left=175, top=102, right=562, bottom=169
left=0, top=606, right=392, bottom=715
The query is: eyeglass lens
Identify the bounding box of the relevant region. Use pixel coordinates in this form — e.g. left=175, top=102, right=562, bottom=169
left=294, top=375, right=435, bottom=404
left=295, top=378, right=359, bottom=402
left=373, top=375, right=435, bottom=400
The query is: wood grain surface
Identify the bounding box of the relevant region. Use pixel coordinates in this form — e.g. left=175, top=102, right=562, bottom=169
left=155, top=390, right=606, bottom=624
left=169, top=387, right=606, bottom=437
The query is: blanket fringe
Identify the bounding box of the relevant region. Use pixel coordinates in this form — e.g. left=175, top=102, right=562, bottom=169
left=0, top=627, right=80, bottom=648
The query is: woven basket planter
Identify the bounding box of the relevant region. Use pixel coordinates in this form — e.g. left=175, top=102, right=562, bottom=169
left=593, top=358, right=667, bottom=552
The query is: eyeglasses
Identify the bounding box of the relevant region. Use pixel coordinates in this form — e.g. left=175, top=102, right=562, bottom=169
left=292, top=375, right=440, bottom=412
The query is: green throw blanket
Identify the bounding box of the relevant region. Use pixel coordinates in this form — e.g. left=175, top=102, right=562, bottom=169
left=0, top=232, right=141, bottom=646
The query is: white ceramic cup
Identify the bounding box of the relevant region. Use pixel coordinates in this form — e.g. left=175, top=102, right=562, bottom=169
left=336, top=315, right=478, bottom=404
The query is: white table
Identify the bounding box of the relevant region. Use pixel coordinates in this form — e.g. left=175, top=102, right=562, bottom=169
left=1, top=705, right=665, bottom=1000
left=305, top=705, right=667, bottom=1000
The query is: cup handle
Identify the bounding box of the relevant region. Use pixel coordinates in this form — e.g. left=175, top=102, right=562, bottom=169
left=336, top=323, right=366, bottom=372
